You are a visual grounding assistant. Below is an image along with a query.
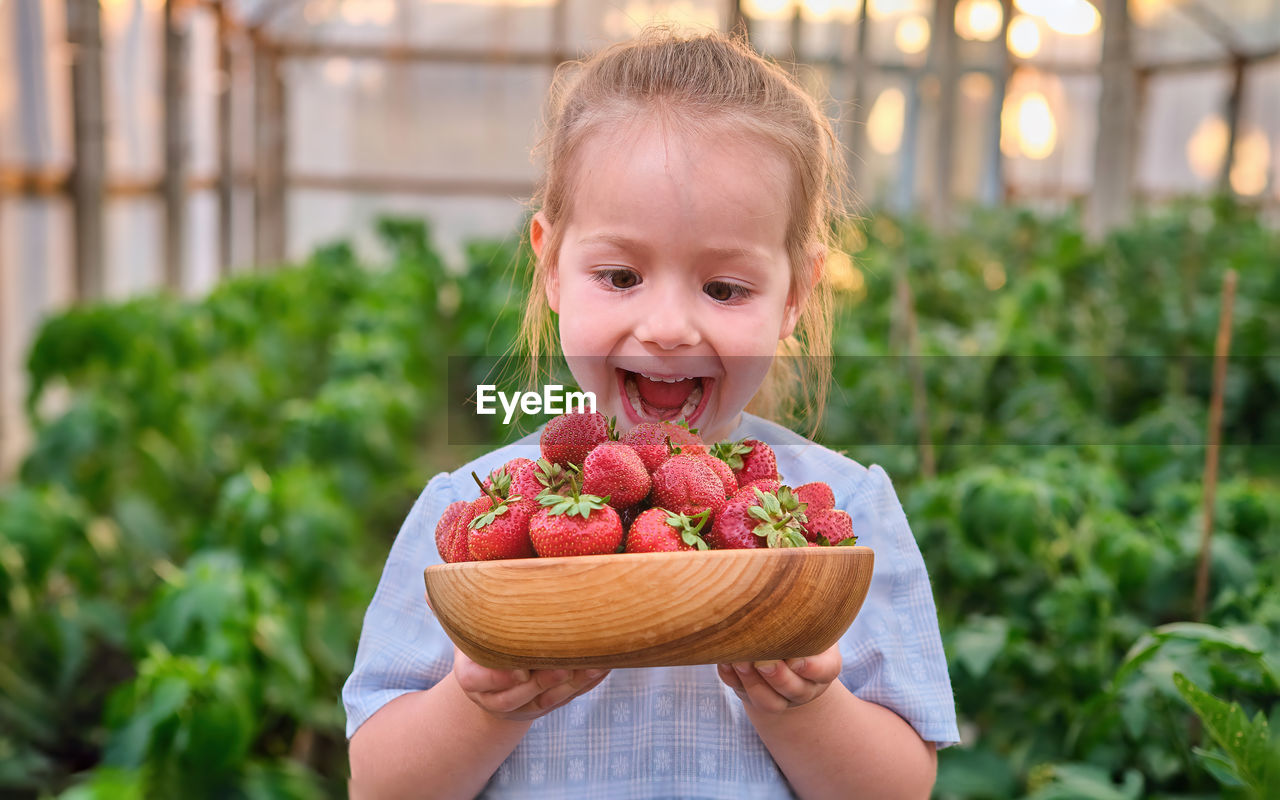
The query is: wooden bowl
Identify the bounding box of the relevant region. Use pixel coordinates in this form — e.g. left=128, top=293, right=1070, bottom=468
left=424, top=547, right=874, bottom=670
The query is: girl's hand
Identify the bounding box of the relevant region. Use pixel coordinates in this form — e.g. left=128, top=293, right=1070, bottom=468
left=452, top=646, right=609, bottom=722
left=716, top=643, right=842, bottom=713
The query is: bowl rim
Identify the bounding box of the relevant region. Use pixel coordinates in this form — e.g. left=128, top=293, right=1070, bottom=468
left=425, top=544, right=874, bottom=575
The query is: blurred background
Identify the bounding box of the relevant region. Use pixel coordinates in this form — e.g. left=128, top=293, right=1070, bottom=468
left=1, top=1, right=1279, bottom=798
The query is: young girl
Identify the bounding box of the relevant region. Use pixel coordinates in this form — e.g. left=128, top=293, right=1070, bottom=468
left=344, top=28, right=958, bottom=799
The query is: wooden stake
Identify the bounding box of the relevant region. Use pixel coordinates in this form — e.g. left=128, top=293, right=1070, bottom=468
left=163, top=0, right=188, bottom=292
left=1193, top=268, right=1237, bottom=621
left=897, top=276, right=936, bottom=478
left=67, top=0, right=106, bottom=300
left=216, top=0, right=234, bottom=276
left=928, top=0, right=958, bottom=229
left=253, top=43, right=287, bottom=266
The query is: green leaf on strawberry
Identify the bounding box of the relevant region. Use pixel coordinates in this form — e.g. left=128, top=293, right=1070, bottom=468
left=538, top=491, right=609, bottom=519
left=710, top=439, right=754, bottom=471
left=468, top=496, right=524, bottom=530
left=662, top=507, right=711, bottom=550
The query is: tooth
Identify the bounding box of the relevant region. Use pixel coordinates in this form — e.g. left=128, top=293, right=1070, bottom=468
left=679, top=383, right=703, bottom=419
left=626, top=374, right=642, bottom=412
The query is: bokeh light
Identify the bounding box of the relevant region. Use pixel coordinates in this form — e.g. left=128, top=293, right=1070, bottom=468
left=869, top=0, right=929, bottom=19
left=1230, top=129, right=1272, bottom=196
left=895, top=15, right=932, bottom=55
left=802, top=0, right=863, bottom=23
left=1130, top=0, right=1168, bottom=26
left=1002, top=87, right=1057, bottom=160
left=960, top=71, right=993, bottom=102
left=1016, top=92, right=1056, bottom=159
left=742, top=0, right=794, bottom=21
left=1007, top=15, right=1041, bottom=59
left=955, top=0, right=1003, bottom=42
left=868, top=87, right=906, bottom=154
left=1014, top=0, right=1099, bottom=36
left=1187, top=115, right=1228, bottom=181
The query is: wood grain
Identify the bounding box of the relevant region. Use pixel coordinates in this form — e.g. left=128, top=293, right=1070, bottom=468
left=424, top=547, right=875, bottom=670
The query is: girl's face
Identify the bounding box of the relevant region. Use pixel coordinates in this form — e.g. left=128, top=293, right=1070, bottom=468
left=532, top=117, right=811, bottom=443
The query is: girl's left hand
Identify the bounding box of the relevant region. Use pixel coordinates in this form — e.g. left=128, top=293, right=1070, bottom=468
left=717, top=643, right=842, bottom=713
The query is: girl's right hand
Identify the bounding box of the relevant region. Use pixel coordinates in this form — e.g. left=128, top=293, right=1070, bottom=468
left=451, top=646, right=609, bottom=721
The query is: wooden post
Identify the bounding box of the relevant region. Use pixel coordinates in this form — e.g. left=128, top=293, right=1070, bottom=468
left=789, top=3, right=802, bottom=63
left=929, top=0, right=958, bottom=228
left=67, top=0, right=107, bottom=300
left=1218, top=57, right=1246, bottom=195
left=729, top=0, right=747, bottom=37
left=216, top=0, right=234, bottom=276
left=846, top=0, right=871, bottom=204
left=253, top=42, right=287, bottom=266
left=1086, top=0, right=1137, bottom=238
left=1193, top=270, right=1237, bottom=621
left=897, top=275, right=936, bottom=479
left=980, top=0, right=1014, bottom=206
left=163, top=0, right=188, bottom=292
left=894, top=77, right=922, bottom=214
left=0, top=196, right=7, bottom=478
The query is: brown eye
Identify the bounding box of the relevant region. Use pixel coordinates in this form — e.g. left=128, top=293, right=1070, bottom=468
left=610, top=270, right=639, bottom=289
left=704, top=281, right=746, bottom=302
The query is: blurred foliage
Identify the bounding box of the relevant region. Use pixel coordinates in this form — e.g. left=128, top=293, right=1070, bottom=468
left=822, top=199, right=1279, bottom=799
left=2, top=220, right=527, bottom=798
left=1, top=201, right=1277, bottom=797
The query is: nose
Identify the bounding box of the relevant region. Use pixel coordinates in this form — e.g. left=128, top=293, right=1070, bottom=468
left=632, top=281, right=702, bottom=350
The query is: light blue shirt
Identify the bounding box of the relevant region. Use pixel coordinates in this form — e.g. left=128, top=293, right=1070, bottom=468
left=343, top=413, right=960, bottom=798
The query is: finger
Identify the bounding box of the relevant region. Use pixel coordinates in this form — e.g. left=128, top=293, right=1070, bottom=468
left=717, top=663, right=745, bottom=692
left=785, top=653, right=841, bottom=685
left=731, top=662, right=789, bottom=713
left=453, top=649, right=532, bottom=694
left=532, top=669, right=609, bottom=712
left=530, top=668, right=573, bottom=692
left=752, top=659, right=812, bottom=701
left=481, top=678, right=556, bottom=715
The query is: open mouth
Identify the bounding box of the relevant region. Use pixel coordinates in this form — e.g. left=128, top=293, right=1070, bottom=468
left=616, top=369, right=714, bottom=426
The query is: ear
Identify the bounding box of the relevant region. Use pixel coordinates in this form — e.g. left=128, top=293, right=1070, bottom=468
left=780, top=246, right=825, bottom=340
left=531, top=212, right=560, bottom=314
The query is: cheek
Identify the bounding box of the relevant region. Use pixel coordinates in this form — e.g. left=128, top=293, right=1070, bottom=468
left=558, top=305, right=614, bottom=357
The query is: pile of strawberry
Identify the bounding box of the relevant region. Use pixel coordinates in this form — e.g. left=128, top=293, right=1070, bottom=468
left=435, top=411, right=857, bottom=562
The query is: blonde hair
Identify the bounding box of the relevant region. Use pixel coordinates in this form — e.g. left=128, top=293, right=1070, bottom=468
left=519, top=26, right=847, bottom=435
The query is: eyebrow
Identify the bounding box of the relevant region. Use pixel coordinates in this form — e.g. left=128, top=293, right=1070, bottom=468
left=577, top=233, right=766, bottom=262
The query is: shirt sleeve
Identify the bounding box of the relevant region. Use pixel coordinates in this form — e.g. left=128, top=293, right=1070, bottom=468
left=836, top=464, right=961, bottom=748
left=342, top=471, right=459, bottom=739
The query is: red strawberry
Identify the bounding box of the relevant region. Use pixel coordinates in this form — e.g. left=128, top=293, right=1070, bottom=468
left=466, top=495, right=536, bottom=560
left=804, top=509, right=856, bottom=546
left=737, top=478, right=780, bottom=498
left=582, top=441, right=651, bottom=508
left=482, top=457, right=534, bottom=499
left=529, top=491, right=624, bottom=557
left=650, top=454, right=726, bottom=518
left=541, top=411, right=612, bottom=467
left=621, top=421, right=707, bottom=471
left=511, top=458, right=574, bottom=500
left=434, top=500, right=474, bottom=563
left=711, top=438, right=778, bottom=485
left=794, top=481, right=835, bottom=513
left=625, top=507, right=711, bottom=553
left=696, top=452, right=738, bottom=499
left=708, top=485, right=808, bottom=550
